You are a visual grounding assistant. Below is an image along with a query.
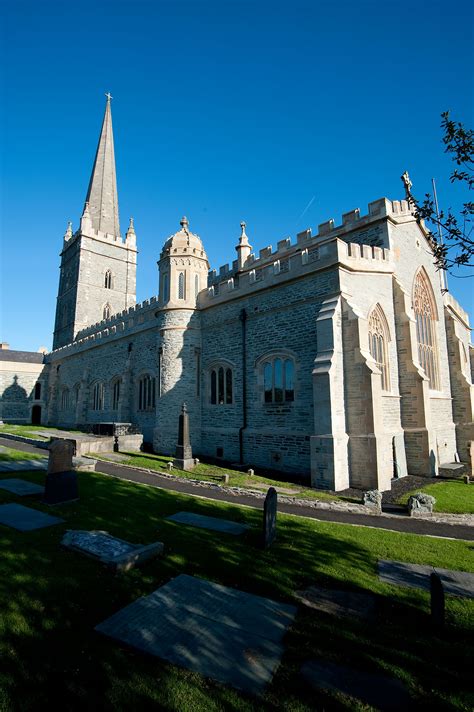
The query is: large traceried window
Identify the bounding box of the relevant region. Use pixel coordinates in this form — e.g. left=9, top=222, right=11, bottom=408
left=413, top=270, right=440, bottom=390
left=92, top=382, right=105, bottom=411
left=368, top=305, right=390, bottom=392
left=210, top=366, right=233, bottom=405
left=138, top=374, right=156, bottom=411
left=263, top=357, right=295, bottom=403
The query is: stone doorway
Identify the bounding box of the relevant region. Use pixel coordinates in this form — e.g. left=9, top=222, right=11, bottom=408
left=31, top=405, right=41, bottom=425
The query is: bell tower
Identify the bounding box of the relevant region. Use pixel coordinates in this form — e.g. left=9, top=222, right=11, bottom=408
left=53, top=94, right=137, bottom=350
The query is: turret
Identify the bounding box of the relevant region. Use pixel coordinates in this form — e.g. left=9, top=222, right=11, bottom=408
left=236, top=221, right=252, bottom=269
left=158, top=216, right=209, bottom=307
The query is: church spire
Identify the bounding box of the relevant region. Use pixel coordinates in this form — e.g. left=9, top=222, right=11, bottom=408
left=84, top=93, right=120, bottom=237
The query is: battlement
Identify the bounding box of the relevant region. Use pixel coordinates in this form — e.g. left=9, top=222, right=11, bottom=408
left=207, top=197, right=410, bottom=288
left=64, top=225, right=137, bottom=252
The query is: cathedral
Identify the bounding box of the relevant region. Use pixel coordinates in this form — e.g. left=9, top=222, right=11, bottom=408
left=2, top=96, right=473, bottom=492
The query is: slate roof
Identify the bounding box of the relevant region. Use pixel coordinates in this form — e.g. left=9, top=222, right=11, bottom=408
left=0, top=350, right=45, bottom=364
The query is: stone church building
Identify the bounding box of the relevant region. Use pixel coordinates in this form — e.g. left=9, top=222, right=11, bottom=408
left=2, top=96, right=473, bottom=491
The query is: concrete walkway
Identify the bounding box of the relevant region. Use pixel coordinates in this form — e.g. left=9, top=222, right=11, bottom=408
left=1, top=437, right=472, bottom=541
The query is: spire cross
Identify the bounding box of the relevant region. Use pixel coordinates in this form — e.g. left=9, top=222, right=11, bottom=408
left=105, top=92, right=113, bottom=102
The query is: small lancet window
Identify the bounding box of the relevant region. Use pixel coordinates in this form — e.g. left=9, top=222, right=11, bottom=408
left=162, top=273, right=169, bottom=302
left=368, top=305, right=390, bottom=392
left=112, top=379, right=121, bottom=410
left=413, top=270, right=440, bottom=390
left=178, top=272, right=185, bottom=300
left=138, top=374, right=156, bottom=411
left=195, top=274, right=200, bottom=300
left=103, top=304, right=111, bottom=320
left=104, top=270, right=113, bottom=289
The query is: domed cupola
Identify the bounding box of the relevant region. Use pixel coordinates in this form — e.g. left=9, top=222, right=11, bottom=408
left=158, top=217, right=209, bottom=307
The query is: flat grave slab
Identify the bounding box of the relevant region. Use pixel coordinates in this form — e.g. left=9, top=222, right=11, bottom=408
left=294, top=585, right=376, bottom=619
left=166, top=511, right=249, bottom=536
left=0, top=503, right=64, bottom=531
left=0, top=460, right=47, bottom=473
left=62, top=530, right=164, bottom=572
left=301, top=659, right=412, bottom=711
left=0, top=478, right=45, bottom=496
left=96, top=573, right=296, bottom=695
left=378, top=560, right=474, bottom=598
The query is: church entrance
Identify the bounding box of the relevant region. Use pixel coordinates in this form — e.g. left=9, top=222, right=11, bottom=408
left=31, top=405, right=41, bottom=425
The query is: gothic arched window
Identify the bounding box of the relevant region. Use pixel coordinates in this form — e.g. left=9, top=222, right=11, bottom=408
left=262, top=356, right=295, bottom=403
left=112, top=378, right=121, bottom=410
left=92, top=382, right=105, bottom=411
left=138, top=374, right=156, bottom=411
left=368, top=305, right=390, bottom=391
left=34, top=382, right=41, bottom=400
left=209, top=365, right=233, bottom=405
left=413, top=270, right=440, bottom=390
left=61, top=387, right=70, bottom=410
left=195, top=274, right=200, bottom=300
left=104, top=270, right=113, bottom=289
left=162, top=273, right=169, bottom=302
left=178, top=272, right=185, bottom=300
left=103, top=303, right=111, bottom=320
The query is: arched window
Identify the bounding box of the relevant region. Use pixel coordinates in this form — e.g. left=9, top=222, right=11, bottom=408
left=103, top=303, right=111, bottom=320
left=92, top=382, right=105, bottom=411
left=74, top=384, right=81, bottom=404
left=368, top=305, right=390, bottom=391
left=61, top=387, right=69, bottom=410
left=209, top=366, right=233, bottom=405
left=162, top=273, right=169, bottom=302
left=262, top=356, right=295, bottom=403
left=104, top=270, right=113, bottom=289
left=195, top=274, right=200, bottom=300
left=112, top=379, right=121, bottom=410
left=178, top=272, right=185, bottom=300
left=413, top=270, right=440, bottom=390
left=34, top=382, right=41, bottom=400
left=138, top=374, right=156, bottom=411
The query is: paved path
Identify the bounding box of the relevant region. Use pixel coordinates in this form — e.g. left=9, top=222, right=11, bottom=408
left=1, top=437, right=472, bottom=541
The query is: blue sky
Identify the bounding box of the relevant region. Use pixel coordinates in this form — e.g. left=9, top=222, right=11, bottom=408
left=1, top=0, right=472, bottom=351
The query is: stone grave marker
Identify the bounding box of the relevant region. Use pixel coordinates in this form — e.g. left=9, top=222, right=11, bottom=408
left=166, top=511, right=249, bottom=536
left=0, top=503, right=64, bottom=531
left=173, top=403, right=195, bottom=471
left=0, top=478, right=45, bottom=496
left=263, top=487, right=277, bottom=548
left=62, top=530, right=164, bottom=572
left=44, top=438, right=79, bottom=505
left=430, top=572, right=445, bottom=631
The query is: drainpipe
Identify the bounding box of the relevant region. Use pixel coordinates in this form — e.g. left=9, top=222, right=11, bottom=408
left=239, top=308, right=247, bottom=464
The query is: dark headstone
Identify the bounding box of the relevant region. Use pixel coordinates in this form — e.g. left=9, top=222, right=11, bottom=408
left=173, top=403, right=195, bottom=471
left=44, top=438, right=78, bottom=505
left=430, top=572, right=445, bottom=631
left=263, top=487, right=277, bottom=548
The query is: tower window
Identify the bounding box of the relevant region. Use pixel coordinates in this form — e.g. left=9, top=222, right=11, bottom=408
left=262, top=356, right=295, bottom=403
left=178, top=272, right=185, bottom=300
left=103, top=303, right=111, bottom=320
left=162, top=273, right=169, bottom=302
left=138, top=374, right=156, bottom=411
left=104, top=270, right=113, bottom=289
left=413, top=270, right=440, bottom=390
left=92, top=382, right=105, bottom=411
left=195, top=274, right=200, bottom=300
left=209, top=365, right=233, bottom=405
left=368, top=305, right=390, bottom=391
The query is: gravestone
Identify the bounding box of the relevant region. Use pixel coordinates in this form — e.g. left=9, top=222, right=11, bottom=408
left=166, top=511, right=249, bottom=536
left=0, top=478, right=45, bottom=496
left=173, top=403, right=195, bottom=471
left=430, top=572, right=445, bottom=631
left=407, top=492, right=436, bottom=516
left=363, top=489, right=382, bottom=512
left=44, top=438, right=79, bottom=505
left=62, top=530, right=164, bottom=572
left=263, top=487, right=277, bottom=548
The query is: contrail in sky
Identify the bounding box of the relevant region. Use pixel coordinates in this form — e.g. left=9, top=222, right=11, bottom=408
left=298, top=195, right=316, bottom=222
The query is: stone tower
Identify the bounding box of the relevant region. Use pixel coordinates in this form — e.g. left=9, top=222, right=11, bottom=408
left=53, top=95, right=137, bottom=350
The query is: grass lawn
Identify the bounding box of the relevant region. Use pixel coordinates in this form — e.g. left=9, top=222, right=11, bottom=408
left=0, top=447, right=45, bottom=462
left=0, top=424, right=81, bottom=440
left=93, top=450, right=352, bottom=504
left=0, top=467, right=473, bottom=710
left=397, top=480, right=474, bottom=514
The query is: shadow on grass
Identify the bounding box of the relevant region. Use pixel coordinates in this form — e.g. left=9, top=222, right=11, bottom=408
left=0, top=469, right=473, bottom=710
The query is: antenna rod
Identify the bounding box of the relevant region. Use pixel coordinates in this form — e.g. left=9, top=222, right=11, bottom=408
left=432, top=177, right=448, bottom=291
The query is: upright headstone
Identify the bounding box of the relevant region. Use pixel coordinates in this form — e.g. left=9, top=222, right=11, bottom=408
left=173, top=403, right=195, bottom=471
left=44, top=438, right=79, bottom=505
left=263, top=487, right=277, bottom=549
left=430, top=572, right=445, bottom=631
